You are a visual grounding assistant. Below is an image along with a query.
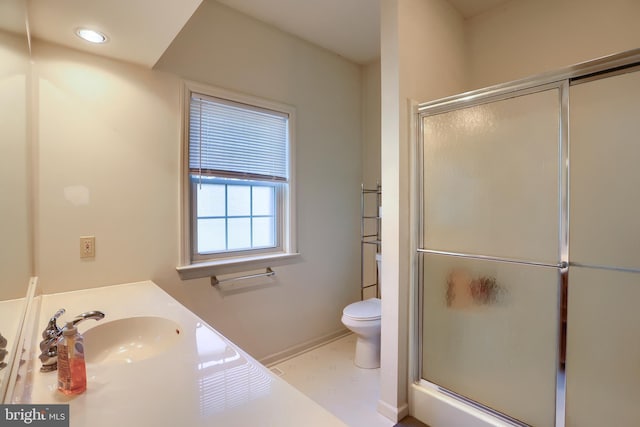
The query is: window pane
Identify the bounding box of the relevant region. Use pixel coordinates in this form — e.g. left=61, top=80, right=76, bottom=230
left=253, top=217, right=275, bottom=247
left=196, top=183, right=225, bottom=217
left=228, top=218, right=251, bottom=250
left=253, top=186, right=274, bottom=216
left=228, top=185, right=251, bottom=216
left=197, top=219, right=226, bottom=253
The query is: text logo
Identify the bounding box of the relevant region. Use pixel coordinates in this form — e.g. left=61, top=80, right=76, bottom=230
left=0, top=405, right=69, bottom=426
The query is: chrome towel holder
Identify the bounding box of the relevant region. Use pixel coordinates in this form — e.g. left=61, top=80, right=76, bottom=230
left=211, top=267, right=275, bottom=286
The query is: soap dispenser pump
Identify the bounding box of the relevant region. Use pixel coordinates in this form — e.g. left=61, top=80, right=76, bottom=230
left=57, top=321, right=86, bottom=395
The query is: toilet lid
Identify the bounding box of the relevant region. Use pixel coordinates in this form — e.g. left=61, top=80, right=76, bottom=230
left=343, top=298, right=381, bottom=320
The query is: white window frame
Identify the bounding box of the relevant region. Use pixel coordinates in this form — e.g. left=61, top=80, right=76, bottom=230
left=177, top=81, right=298, bottom=280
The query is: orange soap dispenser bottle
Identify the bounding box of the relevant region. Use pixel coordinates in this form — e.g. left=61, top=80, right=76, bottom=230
left=57, top=321, right=87, bottom=395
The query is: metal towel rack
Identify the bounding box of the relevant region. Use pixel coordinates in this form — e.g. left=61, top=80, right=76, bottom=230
left=211, top=267, right=275, bottom=286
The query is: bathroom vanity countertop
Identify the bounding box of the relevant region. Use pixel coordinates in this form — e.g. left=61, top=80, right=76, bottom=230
left=10, top=281, right=346, bottom=427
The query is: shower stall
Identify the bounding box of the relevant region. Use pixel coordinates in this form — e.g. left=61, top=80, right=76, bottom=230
left=413, top=49, right=640, bottom=427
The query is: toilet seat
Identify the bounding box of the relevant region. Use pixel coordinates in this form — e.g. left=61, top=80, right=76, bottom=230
left=343, top=298, right=381, bottom=321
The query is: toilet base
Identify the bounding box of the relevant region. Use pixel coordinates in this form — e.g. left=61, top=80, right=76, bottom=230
left=354, top=334, right=380, bottom=369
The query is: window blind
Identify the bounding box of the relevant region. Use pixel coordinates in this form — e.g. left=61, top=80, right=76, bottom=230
left=189, top=93, right=289, bottom=182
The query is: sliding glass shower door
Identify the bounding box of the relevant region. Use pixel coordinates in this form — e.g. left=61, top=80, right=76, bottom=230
left=419, top=87, right=564, bottom=427
left=565, top=68, right=640, bottom=427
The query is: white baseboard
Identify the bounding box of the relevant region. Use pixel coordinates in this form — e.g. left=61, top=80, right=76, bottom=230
left=260, top=328, right=351, bottom=367
left=377, top=399, right=410, bottom=422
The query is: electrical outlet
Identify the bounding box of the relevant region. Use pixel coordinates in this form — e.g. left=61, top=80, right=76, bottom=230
left=80, top=236, right=95, bottom=258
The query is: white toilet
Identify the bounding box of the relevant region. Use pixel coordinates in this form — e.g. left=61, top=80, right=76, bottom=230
left=341, top=253, right=382, bottom=368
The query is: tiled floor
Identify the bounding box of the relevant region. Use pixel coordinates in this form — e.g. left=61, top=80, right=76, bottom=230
left=271, top=334, right=395, bottom=427
left=272, top=333, right=563, bottom=427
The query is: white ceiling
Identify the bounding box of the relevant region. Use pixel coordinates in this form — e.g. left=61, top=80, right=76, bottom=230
left=217, top=0, right=511, bottom=64
left=15, top=0, right=511, bottom=67
left=217, top=0, right=381, bottom=64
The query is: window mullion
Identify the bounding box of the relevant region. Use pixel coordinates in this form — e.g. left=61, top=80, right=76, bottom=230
left=250, top=186, right=254, bottom=248
left=224, top=184, right=229, bottom=251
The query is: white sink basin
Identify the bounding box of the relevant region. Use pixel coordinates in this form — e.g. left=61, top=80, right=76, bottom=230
left=83, top=316, right=182, bottom=365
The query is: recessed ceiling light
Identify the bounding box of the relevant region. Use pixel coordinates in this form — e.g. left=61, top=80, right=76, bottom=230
left=75, top=28, right=108, bottom=44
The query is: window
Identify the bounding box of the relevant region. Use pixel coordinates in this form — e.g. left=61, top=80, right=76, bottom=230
left=193, top=178, right=278, bottom=254
left=178, top=83, right=296, bottom=277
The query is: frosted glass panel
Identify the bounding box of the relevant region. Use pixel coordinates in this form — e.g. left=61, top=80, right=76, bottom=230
left=227, top=185, right=251, bottom=216
left=196, top=184, right=225, bottom=217
left=569, top=70, right=640, bottom=270
left=565, top=267, right=640, bottom=427
left=421, top=253, right=559, bottom=427
left=228, top=218, right=250, bottom=249
left=252, top=217, right=274, bottom=247
left=197, top=219, right=226, bottom=253
left=252, top=186, right=274, bottom=216
left=422, top=89, right=560, bottom=263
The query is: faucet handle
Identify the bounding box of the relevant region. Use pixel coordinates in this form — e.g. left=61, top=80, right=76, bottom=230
left=41, top=308, right=66, bottom=339
left=51, top=308, right=66, bottom=320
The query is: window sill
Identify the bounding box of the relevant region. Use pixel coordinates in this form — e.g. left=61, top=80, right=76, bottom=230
left=176, top=252, right=301, bottom=280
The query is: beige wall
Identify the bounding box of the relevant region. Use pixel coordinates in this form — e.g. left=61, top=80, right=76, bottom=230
left=32, top=0, right=363, bottom=361
left=0, top=30, right=31, bottom=300
left=362, top=61, right=381, bottom=190
left=34, top=41, right=182, bottom=291
left=466, top=0, right=640, bottom=90
left=399, top=0, right=466, bottom=102
left=380, top=0, right=466, bottom=420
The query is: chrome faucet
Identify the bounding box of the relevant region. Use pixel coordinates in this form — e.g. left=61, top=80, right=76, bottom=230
left=39, top=308, right=105, bottom=372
